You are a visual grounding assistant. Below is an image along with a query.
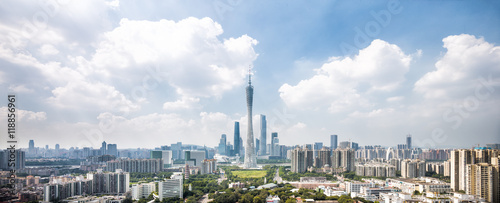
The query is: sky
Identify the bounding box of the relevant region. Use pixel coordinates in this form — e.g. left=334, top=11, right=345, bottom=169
left=0, top=0, right=499, bottom=150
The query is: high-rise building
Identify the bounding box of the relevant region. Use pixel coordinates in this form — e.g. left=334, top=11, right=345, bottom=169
left=331, top=149, right=355, bottom=172
left=101, top=141, right=107, bottom=156
left=159, top=178, right=183, bottom=200
left=107, top=144, right=118, bottom=157
left=218, top=134, right=227, bottom=155
left=339, top=141, right=350, bottom=149
left=317, top=147, right=331, bottom=168
left=105, top=159, right=163, bottom=173
left=29, top=140, right=35, bottom=153
left=87, top=169, right=130, bottom=196
left=151, top=150, right=173, bottom=168
left=171, top=142, right=182, bottom=160
left=255, top=138, right=260, bottom=155
left=260, top=115, right=267, bottom=156
left=185, top=151, right=206, bottom=167
left=0, top=149, right=25, bottom=170
left=291, top=147, right=307, bottom=173
left=131, top=182, right=156, bottom=200
left=55, top=144, right=60, bottom=150
left=401, top=159, right=425, bottom=178
left=466, top=162, right=499, bottom=202
left=406, top=134, right=412, bottom=149
left=314, top=142, right=323, bottom=158
left=351, top=142, right=359, bottom=150
left=331, top=135, right=337, bottom=150
left=233, top=121, right=240, bottom=156
left=271, top=132, right=278, bottom=156
left=244, top=70, right=257, bottom=168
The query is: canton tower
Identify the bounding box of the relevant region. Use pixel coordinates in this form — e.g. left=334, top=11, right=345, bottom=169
left=244, top=67, right=257, bottom=168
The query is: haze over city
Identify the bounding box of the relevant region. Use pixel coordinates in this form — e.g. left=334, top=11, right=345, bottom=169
left=1, top=0, right=499, bottom=149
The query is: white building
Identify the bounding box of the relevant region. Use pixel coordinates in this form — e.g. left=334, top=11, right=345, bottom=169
left=131, top=182, right=156, bottom=200
left=159, top=178, right=183, bottom=200
left=345, top=181, right=374, bottom=193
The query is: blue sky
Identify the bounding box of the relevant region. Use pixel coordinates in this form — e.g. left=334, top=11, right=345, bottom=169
left=0, top=0, right=499, bottom=149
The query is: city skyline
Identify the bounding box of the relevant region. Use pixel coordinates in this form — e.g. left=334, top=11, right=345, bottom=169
left=0, top=1, right=499, bottom=149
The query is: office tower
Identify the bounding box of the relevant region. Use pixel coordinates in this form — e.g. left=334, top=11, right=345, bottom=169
left=351, top=142, right=359, bottom=150
left=339, top=141, right=350, bottom=149
left=271, top=132, right=278, bottom=156
left=107, top=144, right=118, bottom=157
left=45, top=145, right=49, bottom=150
left=256, top=138, right=260, bottom=155
left=331, top=135, right=337, bottom=150
left=244, top=70, right=257, bottom=169
left=185, top=151, right=206, bottom=167
left=218, top=134, right=227, bottom=155
left=466, top=163, right=499, bottom=202
left=406, top=134, right=412, bottom=149
left=233, top=121, right=240, bottom=156
left=159, top=178, right=183, bottom=200
left=151, top=150, right=173, bottom=168
left=260, top=115, right=267, bottom=156
left=55, top=144, right=60, bottom=150
left=314, top=142, right=323, bottom=158
left=101, top=141, right=107, bottom=155
left=29, top=140, right=34, bottom=155
left=171, top=142, right=182, bottom=160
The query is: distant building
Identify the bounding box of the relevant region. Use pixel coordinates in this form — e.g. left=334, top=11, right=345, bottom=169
left=313, top=142, right=323, bottom=158
left=100, top=141, right=107, bottom=156
left=201, top=159, right=217, bottom=174
left=87, top=169, right=129, bottom=195
left=150, top=150, right=173, bottom=168
left=260, top=115, right=267, bottom=156
left=107, top=144, right=118, bottom=157
left=406, top=134, right=412, bottom=149
left=233, top=121, right=240, bottom=156
left=401, top=159, right=425, bottom=178
left=218, top=134, right=227, bottom=155
left=330, top=135, right=337, bottom=150
left=0, top=149, right=25, bottom=170
left=105, top=159, right=163, bottom=173
left=185, top=151, right=206, bottom=167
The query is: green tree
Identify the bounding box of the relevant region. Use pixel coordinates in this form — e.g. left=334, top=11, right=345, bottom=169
left=253, top=195, right=264, bottom=203
left=338, top=195, right=354, bottom=203
left=240, top=193, right=254, bottom=203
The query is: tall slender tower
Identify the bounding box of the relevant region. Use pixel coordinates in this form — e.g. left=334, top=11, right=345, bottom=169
left=259, top=115, right=267, bottom=156
left=244, top=67, right=257, bottom=168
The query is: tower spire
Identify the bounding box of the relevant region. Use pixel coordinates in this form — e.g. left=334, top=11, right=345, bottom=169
left=248, top=65, right=252, bottom=86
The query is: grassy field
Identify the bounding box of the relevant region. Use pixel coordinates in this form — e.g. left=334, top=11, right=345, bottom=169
left=232, top=170, right=267, bottom=178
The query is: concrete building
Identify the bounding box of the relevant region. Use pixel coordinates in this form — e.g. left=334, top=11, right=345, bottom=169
left=331, top=135, right=338, bottom=150
left=150, top=150, right=173, bottom=168
left=401, top=159, right=425, bottom=178
left=159, top=178, right=183, bottom=200
left=466, top=162, right=499, bottom=203
left=105, top=159, right=163, bottom=173
left=185, top=151, right=206, bottom=167
left=131, top=182, right=155, bottom=200
left=260, top=115, right=267, bottom=156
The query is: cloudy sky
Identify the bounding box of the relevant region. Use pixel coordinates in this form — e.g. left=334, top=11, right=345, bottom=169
left=1, top=0, right=499, bottom=150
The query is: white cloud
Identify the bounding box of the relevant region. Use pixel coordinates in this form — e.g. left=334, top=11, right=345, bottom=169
left=279, top=39, right=413, bottom=113
left=38, top=44, right=59, bottom=55
left=163, top=96, right=200, bottom=111
left=0, top=107, right=46, bottom=122
left=8, top=84, right=34, bottom=93
left=90, top=17, right=258, bottom=98
left=414, top=34, right=500, bottom=100
left=47, top=80, right=139, bottom=113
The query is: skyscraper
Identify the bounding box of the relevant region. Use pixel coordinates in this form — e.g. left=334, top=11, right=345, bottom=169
left=331, top=135, right=337, bottom=150
left=406, top=134, right=412, bottom=149
left=233, top=121, right=240, bottom=156
left=271, top=132, right=278, bottom=156
left=314, top=142, right=323, bottom=158
left=29, top=140, right=35, bottom=154
left=244, top=69, right=257, bottom=168
left=260, top=115, right=267, bottom=156
left=218, top=134, right=227, bottom=155
left=101, top=141, right=107, bottom=155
